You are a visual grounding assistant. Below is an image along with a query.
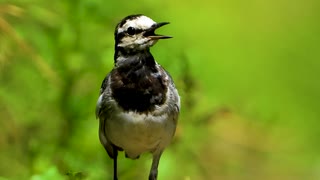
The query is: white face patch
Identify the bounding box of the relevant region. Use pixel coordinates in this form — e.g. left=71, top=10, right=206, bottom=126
left=117, top=35, right=157, bottom=50
left=118, top=16, right=156, bottom=34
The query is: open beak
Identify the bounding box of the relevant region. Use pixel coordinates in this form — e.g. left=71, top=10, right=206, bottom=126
left=144, top=22, right=172, bottom=40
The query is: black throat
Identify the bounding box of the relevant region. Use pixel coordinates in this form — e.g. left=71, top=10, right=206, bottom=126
left=110, top=46, right=167, bottom=113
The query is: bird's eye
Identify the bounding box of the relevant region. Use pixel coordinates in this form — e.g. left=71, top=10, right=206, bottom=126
left=127, top=27, right=136, bottom=35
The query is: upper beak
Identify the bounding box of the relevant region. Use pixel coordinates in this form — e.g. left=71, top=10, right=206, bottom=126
left=144, top=22, right=172, bottom=39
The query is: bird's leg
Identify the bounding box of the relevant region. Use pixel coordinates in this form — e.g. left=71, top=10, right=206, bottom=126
left=113, top=146, right=118, bottom=180
left=148, top=150, right=163, bottom=180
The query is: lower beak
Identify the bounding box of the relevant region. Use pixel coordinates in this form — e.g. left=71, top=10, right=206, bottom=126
left=144, top=22, right=172, bottom=39
left=149, top=35, right=172, bottom=40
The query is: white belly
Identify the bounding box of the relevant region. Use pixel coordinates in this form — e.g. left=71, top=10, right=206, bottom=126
left=105, top=110, right=175, bottom=158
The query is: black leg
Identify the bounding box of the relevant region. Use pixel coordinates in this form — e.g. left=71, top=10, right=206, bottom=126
left=148, top=151, right=163, bottom=180
left=113, top=146, right=118, bottom=180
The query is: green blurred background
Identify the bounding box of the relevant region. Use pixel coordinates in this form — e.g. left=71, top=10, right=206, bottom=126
left=0, top=0, right=319, bottom=179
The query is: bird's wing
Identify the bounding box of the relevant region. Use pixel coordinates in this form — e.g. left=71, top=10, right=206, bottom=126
left=95, top=73, right=110, bottom=119
left=159, top=65, right=181, bottom=134
left=169, top=81, right=180, bottom=131
left=99, top=115, right=115, bottom=158
left=96, top=73, right=116, bottom=158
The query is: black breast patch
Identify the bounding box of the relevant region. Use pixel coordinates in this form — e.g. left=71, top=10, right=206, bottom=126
left=110, top=55, right=168, bottom=113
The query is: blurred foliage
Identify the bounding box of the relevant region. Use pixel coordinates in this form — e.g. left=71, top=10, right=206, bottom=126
left=0, top=0, right=320, bottom=179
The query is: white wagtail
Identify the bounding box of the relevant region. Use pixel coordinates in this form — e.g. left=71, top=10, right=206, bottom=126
left=95, top=14, right=180, bottom=180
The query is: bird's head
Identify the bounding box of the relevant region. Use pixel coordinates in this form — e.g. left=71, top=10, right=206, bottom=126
left=114, top=14, right=172, bottom=52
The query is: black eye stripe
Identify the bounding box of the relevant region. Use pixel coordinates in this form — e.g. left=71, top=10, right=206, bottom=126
left=115, top=28, right=145, bottom=42
left=126, top=28, right=143, bottom=35
left=116, top=32, right=126, bottom=40
left=133, top=29, right=143, bottom=34
left=117, top=29, right=143, bottom=37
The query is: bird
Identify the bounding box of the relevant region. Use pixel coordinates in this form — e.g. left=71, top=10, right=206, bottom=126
left=95, top=14, right=180, bottom=180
